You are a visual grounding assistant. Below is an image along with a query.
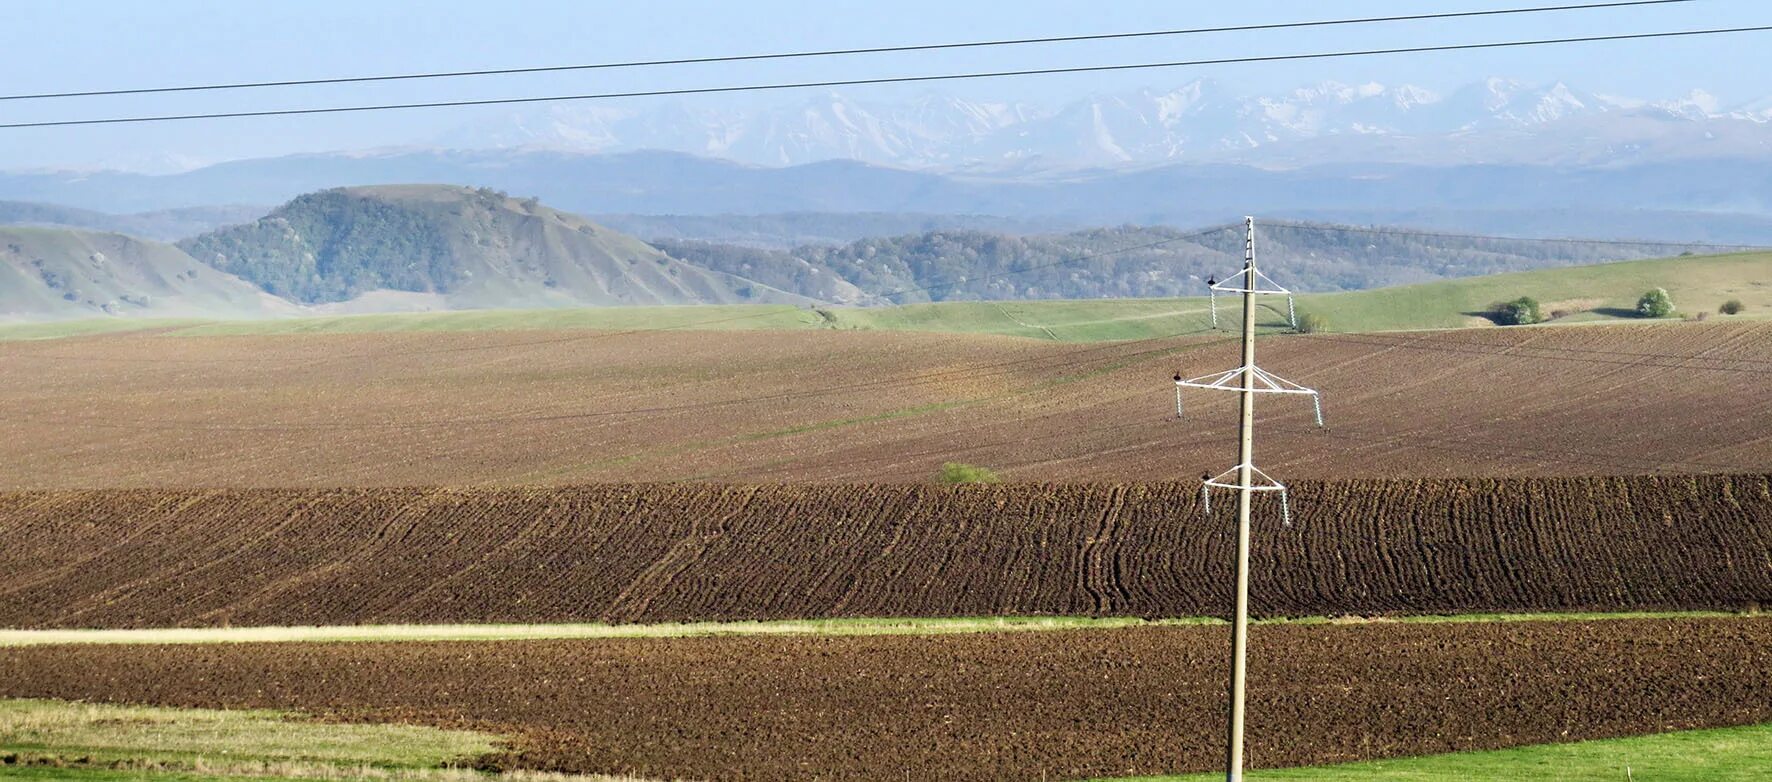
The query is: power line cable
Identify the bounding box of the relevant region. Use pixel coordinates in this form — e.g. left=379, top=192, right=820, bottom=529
left=0, top=1, right=1697, bottom=103
left=6, top=25, right=1768, bottom=129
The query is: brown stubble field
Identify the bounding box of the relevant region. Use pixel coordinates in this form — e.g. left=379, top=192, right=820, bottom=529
left=0, top=319, right=1769, bottom=487
left=1, top=618, right=1768, bottom=781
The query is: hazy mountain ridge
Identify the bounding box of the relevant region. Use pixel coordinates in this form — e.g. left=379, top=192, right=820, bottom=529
left=0, top=201, right=268, bottom=242
left=12, top=150, right=1772, bottom=239
left=178, top=185, right=812, bottom=309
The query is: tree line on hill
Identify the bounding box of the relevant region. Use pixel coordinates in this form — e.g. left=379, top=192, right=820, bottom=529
left=655, top=221, right=1711, bottom=304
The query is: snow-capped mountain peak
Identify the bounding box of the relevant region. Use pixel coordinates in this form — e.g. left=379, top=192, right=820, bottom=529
left=435, top=78, right=1769, bottom=169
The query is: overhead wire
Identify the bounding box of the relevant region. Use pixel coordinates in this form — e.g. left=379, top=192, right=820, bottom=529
left=6, top=26, right=1770, bottom=129
left=0, top=1, right=1698, bottom=102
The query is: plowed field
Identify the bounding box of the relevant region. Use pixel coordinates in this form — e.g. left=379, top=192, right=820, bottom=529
left=1, top=321, right=1769, bottom=487
left=3, top=476, right=1766, bottom=628
left=1, top=618, right=1767, bottom=781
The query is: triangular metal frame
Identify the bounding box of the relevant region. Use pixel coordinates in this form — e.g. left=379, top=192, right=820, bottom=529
left=1209, top=267, right=1291, bottom=296
left=1209, top=267, right=1298, bottom=329
left=1203, top=462, right=1286, bottom=492
left=1174, top=366, right=1325, bottom=426
left=1200, top=463, right=1293, bottom=525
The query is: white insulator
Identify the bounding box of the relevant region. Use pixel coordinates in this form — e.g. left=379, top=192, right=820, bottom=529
left=1209, top=288, right=1218, bottom=329
left=1201, top=483, right=1211, bottom=516
left=1279, top=488, right=1292, bottom=527
left=1287, top=295, right=1298, bottom=329
left=1311, top=393, right=1325, bottom=428
left=1175, top=385, right=1185, bottom=419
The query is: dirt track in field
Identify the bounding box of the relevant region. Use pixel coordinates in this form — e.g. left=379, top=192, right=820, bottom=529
left=1, top=321, right=1768, bottom=487
left=3, top=476, right=1766, bottom=629
left=1, top=618, right=1767, bottom=781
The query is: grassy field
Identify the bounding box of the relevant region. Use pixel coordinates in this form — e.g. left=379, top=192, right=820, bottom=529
left=1116, top=722, right=1772, bottom=781
left=6, top=251, right=1766, bottom=343
left=3, top=696, right=1766, bottom=781
left=0, top=611, right=1746, bottom=647
left=1290, top=250, right=1772, bottom=332
left=0, top=698, right=528, bottom=781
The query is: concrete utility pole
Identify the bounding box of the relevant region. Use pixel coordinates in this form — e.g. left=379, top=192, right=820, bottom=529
left=1226, top=216, right=1258, bottom=782
left=1171, top=216, right=1325, bottom=782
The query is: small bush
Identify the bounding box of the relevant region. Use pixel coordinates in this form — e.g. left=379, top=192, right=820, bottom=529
left=1293, top=313, right=1329, bottom=334
left=1492, top=296, right=1542, bottom=326
left=1721, top=299, right=1745, bottom=315
left=1636, top=288, right=1675, bottom=318
left=939, top=462, right=1001, bottom=484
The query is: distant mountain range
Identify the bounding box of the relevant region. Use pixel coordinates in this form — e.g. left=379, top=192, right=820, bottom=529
left=3, top=184, right=1747, bottom=323
left=437, top=78, right=1772, bottom=169
left=10, top=150, right=1772, bottom=243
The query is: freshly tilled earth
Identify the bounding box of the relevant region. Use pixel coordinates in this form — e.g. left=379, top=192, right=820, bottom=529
left=2, top=321, right=1769, bottom=487
left=1, top=476, right=1767, bottom=628
left=1, top=618, right=1768, bottom=781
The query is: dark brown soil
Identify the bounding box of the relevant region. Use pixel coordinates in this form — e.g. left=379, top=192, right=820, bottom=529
left=1, top=618, right=1768, bottom=780
left=2, top=477, right=1767, bottom=629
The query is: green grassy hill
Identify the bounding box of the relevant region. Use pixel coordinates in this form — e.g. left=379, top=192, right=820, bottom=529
left=9, top=250, right=1767, bottom=341
left=1292, top=250, right=1770, bottom=333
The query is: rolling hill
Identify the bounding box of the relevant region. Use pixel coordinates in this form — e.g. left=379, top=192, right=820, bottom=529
left=0, top=227, right=286, bottom=322
left=99, top=249, right=1764, bottom=342
left=178, top=185, right=815, bottom=309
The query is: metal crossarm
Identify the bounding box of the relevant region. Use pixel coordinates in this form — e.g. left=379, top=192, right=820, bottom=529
left=1209, top=266, right=1292, bottom=295
left=1208, top=265, right=1298, bottom=329
left=1199, top=464, right=1292, bottom=526
left=1173, top=367, right=1325, bottom=426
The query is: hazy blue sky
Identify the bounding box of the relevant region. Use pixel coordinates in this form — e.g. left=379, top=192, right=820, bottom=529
left=3, top=0, right=1768, bottom=171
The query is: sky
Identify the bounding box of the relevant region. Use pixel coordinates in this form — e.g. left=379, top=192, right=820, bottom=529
left=3, top=0, right=1768, bottom=172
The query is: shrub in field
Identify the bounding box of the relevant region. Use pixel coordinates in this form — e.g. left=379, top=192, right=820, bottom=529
left=1492, top=297, right=1542, bottom=326
left=939, top=462, right=1001, bottom=484
left=1637, top=288, right=1675, bottom=318
left=1721, top=299, right=1745, bottom=315
left=1294, top=313, right=1329, bottom=334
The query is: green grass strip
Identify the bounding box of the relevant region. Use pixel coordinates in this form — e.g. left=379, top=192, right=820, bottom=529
left=1098, top=722, right=1772, bottom=781
left=0, top=611, right=1757, bottom=647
